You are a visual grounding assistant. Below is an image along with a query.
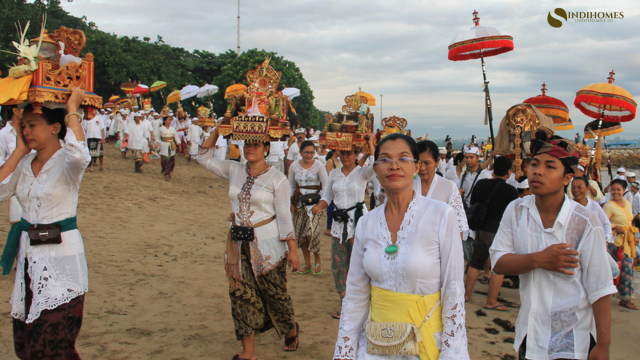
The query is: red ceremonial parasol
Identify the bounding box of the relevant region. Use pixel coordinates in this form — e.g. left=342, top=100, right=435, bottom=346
left=130, top=84, right=149, bottom=95
left=448, top=10, right=514, bottom=148
left=120, top=80, right=137, bottom=92
left=523, top=83, right=574, bottom=130
left=574, top=70, right=637, bottom=177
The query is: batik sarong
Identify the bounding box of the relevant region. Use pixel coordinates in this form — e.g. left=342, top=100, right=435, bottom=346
left=293, top=209, right=321, bottom=254
left=229, top=242, right=295, bottom=341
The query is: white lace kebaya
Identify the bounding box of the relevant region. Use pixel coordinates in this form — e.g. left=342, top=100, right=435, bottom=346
left=490, top=196, right=617, bottom=360
left=197, top=147, right=295, bottom=278
left=333, top=194, right=470, bottom=360
left=413, top=175, right=469, bottom=234
left=289, top=159, right=328, bottom=216
left=0, top=131, right=91, bottom=323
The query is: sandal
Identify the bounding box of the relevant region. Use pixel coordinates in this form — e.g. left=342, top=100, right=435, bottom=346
left=297, top=265, right=311, bottom=275
left=324, top=230, right=332, bottom=236
left=483, top=304, right=510, bottom=312
left=332, top=312, right=341, bottom=320
left=479, top=276, right=490, bottom=285
left=313, top=262, right=323, bottom=275
left=619, top=300, right=639, bottom=310
left=284, top=322, right=299, bottom=351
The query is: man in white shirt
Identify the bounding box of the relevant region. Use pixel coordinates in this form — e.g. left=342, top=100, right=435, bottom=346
left=125, top=113, right=151, bottom=173
left=188, top=120, right=203, bottom=161
left=214, top=135, right=228, bottom=160
left=0, top=107, right=25, bottom=263
left=459, top=147, right=492, bottom=207
left=83, top=112, right=105, bottom=172
left=149, top=113, right=163, bottom=153
left=267, top=140, right=288, bottom=173
left=437, top=147, right=451, bottom=174
left=490, top=129, right=615, bottom=360
left=285, top=128, right=306, bottom=175
left=631, top=181, right=640, bottom=217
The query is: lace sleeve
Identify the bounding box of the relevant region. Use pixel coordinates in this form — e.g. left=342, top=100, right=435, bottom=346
left=448, top=187, right=469, bottom=233
left=438, top=207, right=470, bottom=360
left=196, top=145, right=235, bottom=180
left=334, top=219, right=371, bottom=359
left=63, top=128, right=91, bottom=179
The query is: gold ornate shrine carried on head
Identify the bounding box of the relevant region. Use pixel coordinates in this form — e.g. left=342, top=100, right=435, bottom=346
left=0, top=22, right=101, bottom=116
left=319, top=88, right=375, bottom=151
left=218, top=57, right=291, bottom=142
left=494, top=103, right=556, bottom=178
left=193, top=105, right=216, bottom=128
left=375, top=116, right=410, bottom=142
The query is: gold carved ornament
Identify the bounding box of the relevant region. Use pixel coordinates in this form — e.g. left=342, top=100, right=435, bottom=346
left=342, top=94, right=368, bottom=113
left=50, top=26, right=86, bottom=57
left=507, top=105, right=539, bottom=179
left=246, top=57, right=281, bottom=96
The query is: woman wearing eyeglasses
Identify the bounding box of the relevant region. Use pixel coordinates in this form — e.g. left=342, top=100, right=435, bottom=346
left=289, top=140, right=329, bottom=275
left=414, top=140, right=469, bottom=237
left=312, top=136, right=376, bottom=319
left=332, top=133, right=468, bottom=360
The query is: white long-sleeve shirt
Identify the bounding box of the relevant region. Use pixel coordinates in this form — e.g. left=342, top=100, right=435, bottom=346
left=334, top=195, right=469, bottom=360
left=490, top=196, right=617, bottom=360
left=0, top=130, right=91, bottom=323
left=320, top=157, right=375, bottom=241
left=582, top=198, right=613, bottom=243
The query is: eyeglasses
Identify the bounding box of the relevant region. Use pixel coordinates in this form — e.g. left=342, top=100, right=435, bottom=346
left=301, top=151, right=315, bottom=155
left=375, top=157, right=417, bottom=167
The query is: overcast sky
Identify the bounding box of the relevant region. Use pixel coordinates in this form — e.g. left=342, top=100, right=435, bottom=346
left=60, top=0, right=640, bottom=141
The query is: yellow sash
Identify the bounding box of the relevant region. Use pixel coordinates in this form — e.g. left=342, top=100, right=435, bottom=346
left=161, top=136, right=176, bottom=151
left=371, top=286, right=442, bottom=360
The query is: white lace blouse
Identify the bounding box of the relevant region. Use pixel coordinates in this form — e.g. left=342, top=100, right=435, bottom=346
left=288, top=160, right=329, bottom=216
left=412, top=175, right=469, bottom=234
left=334, top=195, right=469, bottom=360
left=0, top=130, right=91, bottom=323
left=197, top=147, right=295, bottom=277
left=321, top=157, right=375, bottom=241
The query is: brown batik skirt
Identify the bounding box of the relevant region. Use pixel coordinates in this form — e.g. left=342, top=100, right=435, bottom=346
left=13, top=261, right=84, bottom=360
left=293, top=208, right=322, bottom=254
left=229, top=242, right=295, bottom=341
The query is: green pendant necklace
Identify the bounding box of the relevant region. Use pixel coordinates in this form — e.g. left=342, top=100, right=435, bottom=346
left=385, top=243, right=399, bottom=259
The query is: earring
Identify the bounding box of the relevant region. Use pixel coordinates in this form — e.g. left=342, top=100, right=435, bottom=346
left=414, top=174, right=417, bottom=179
left=376, top=175, right=378, bottom=179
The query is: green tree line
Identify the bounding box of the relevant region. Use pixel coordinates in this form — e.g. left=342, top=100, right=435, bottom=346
left=0, top=0, right=327, bottom=130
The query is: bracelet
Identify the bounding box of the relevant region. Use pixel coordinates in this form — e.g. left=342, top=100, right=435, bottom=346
left=65, top=112, right=82, bottom=125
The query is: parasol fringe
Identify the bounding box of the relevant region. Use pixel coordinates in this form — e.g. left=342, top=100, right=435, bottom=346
left=574, top=93, right=637, bottom=123
left=448, top=39, right=514, bottom=61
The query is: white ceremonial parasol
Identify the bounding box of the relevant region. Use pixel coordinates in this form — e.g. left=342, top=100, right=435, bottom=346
left=282, top=87, right=301, bottom=100
left=180, top=85, right=200, bottom=100
left=197, top=84, right=219, bottom=98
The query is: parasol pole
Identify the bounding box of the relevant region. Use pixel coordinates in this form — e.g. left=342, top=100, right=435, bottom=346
left=480, top=52, right=495, bottom=149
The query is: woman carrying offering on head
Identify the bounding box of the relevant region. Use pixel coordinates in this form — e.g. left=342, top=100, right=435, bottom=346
left=0, top=88, right=91, bottom=360
left=333, top=133, right=469, bottom=360
left=311, top=136, right=376, bottom=320
left=289, top=140, right=328, bottom=275
left=197, top=121, right=301, bottom=359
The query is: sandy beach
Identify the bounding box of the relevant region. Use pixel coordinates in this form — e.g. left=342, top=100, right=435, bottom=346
left=0, top=144, right=638, bottom=359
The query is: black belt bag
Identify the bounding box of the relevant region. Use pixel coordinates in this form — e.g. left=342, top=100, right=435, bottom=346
left=28, top=224, right=62, bottom=246
left=230, top=225, right=254, bottom=241
left=299, top=193, right=321, bottom=206
left=333, top=205, right=357, bottom=223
